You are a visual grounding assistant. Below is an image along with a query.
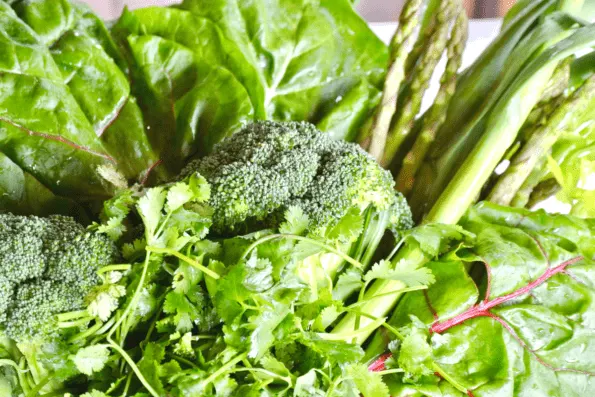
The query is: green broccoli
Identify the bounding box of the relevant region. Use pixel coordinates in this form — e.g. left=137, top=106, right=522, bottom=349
left=181, top=121, right=413, bottom=235
left=0, top=213, right=119, bottom=341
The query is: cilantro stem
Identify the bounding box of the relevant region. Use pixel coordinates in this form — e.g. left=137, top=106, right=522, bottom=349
left=58, top=317, right=93, bottom=328
left=122, top=371, right=133, bottom=396
left=68, top=320, right=104, bottom=343
left=95, top=317, right=117, bottom=337
left=104, top=373, right=126, bottom=394
left=108, top=340, right=160, bottom=397
left=26, top=373, right=52, bottom=397
left=202, top=352, right=248, bottom=386
left=431, top=362, right=469, bottom=394
left=0, top=359, right=26, bottom=372
left=18, top=358, right=32, bottom=395
left=387, top=237, right=406, bottom=262
left=98, top=264, right=132, bottom=274
left=347, top=286, right=428, bottom=308
left=146, top=246, right=221, bottom=279
left=56, top=310, right=89, bottom=322
left=228, top=367, right=293, bottom=385
left=170, top=354, right=198, bottom=368
left=344, top=308, right=406, bottom=341
left=241, top=234, right=364, bottom=269
left=105, top=253, right=160, bottom=397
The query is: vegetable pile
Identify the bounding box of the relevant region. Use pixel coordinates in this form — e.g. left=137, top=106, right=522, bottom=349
left=1, top=0, right=595, bottom=396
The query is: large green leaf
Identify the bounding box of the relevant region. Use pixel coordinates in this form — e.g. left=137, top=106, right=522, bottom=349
left=11, top=0, right=166, bottom=182
left=385, top=203, right=595, bottom=396
left=0, top=2, right=116, bottom=199
left=0, top=151, right=86, bottom=219
left=111, top=0, right=386, bottom=159
left=121, top=32, right=254, bottom=168
left=180, top=0, right=386, bottom=140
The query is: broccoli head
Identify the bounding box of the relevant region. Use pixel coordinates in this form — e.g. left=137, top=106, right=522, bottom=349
left=0, top=213, right=119, bottom=340
left=181, top=121, right=413, bottom=234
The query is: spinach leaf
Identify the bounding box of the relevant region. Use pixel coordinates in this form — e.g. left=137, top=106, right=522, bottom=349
left=180, top=0, right=386, bottom=141
left=384, top=202, right=595, bottom=396
left=112, top=0, right=386, bottom=164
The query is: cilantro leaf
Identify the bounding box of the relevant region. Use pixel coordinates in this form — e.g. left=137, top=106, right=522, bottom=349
left=345, top=363, right=390, bottom=397
left=364, top=260, right=435, bottom=287
left=70, top=345, right=111, bottom=376
left=279, top=206, right=310, bottom=235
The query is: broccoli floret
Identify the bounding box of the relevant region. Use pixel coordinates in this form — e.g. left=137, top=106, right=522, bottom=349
left=182, top=121, right=413, bottom=234
left=0, top=213, right=119, bottom=340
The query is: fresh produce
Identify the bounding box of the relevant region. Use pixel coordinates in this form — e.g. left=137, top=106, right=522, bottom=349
left=0, top=0, right=386, bottom=208
left=371, top=203, right=595, bottom=396
left=1, top=0, right=595, bottom=396
left=179, top=120, right=412, bottom=235
left=0, top=213, right=119, bottom=340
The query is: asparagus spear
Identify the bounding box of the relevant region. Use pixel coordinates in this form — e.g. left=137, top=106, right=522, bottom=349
left=366, top=0, right=423, bottom=162
left=488, top=74, right=595, bottom=206
left=406, top=0, right=560, bottom=219
left=395, top=6, right=468, bottom=194
left=527, top=178, right=561, bottom=208
left=511, top=155, right=548, bottom=207
left=516, top=58, right=572, bottom=142
left=381, top=0, right=456, bottom=166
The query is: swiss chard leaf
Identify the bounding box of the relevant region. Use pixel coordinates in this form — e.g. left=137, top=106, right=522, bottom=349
left=180, top=0, right=386, bottom=141
left=0, top=2, right=115, bottom=199
left=111, top=0, right=386, bottom=161
left=11, top=0, right=166, bottom=183
left=0, top=151, right=85, bottom=219
left=385, top=203, right=595, bottom=396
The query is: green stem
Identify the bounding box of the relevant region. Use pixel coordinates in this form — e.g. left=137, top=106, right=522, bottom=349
left=431, top=362, right=469, bottom=395
left=0, top=359, right=24, bottom=372
left=69, top=320, right=107, bottom=343
left=107, top=339, right=160, bottom=397
left=377, top=368, right=405, bottom=375
left=228, top=367, right=293, bottom=385
left=202, top=352, right=248, bottom=386
left=146, top=246, right=220, bottom=279
left=170, top=354, right=199, bottom=368
left=347, top=285, right=427, bottom=308
left=122, top=371, right=133, bottom=397
left=488, top=74, right=595, bottom=205
left=26, top=374, right=52, bottom=397
left=58, top=317, right=94, bottom=328
left=318, top=317, right=386, bottom=341
left=527, top=178, right=561, bottom=208
left=241, top=234, right=364, bottom=269
left=98, top=264, right=132, bottom=274
left=56, top=310, right=88, bottom=322
left=396, top=5, right=467, bottom=192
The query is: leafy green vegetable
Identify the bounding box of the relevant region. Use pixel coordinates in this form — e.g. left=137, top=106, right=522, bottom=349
left=10, top=0, right=166, bottom=182
left=0, top=152, right=85, bottom=218
left=110, top=0, right=386, bottom=167
left=0, top=2, right=117, bottom=200
left=379, top=203, right=595, bottom=396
